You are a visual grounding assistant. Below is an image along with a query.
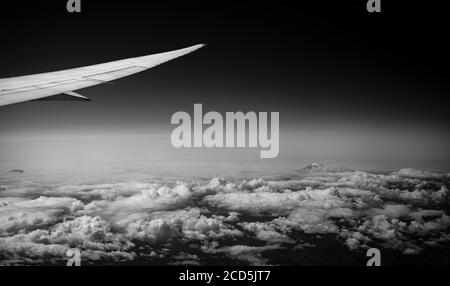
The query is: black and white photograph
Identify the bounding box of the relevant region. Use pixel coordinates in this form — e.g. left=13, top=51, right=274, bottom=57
left=0, top=0, right=449, bottom=274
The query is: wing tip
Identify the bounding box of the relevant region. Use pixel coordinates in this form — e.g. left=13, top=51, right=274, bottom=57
left=184, top=43, right=207, bottom=53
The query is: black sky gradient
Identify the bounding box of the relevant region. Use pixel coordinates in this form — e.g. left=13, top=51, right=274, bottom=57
left=0, top=0, right=449, bottom=171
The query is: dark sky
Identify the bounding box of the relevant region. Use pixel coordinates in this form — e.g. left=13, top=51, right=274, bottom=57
left=0, top=0, right=449, bottom=171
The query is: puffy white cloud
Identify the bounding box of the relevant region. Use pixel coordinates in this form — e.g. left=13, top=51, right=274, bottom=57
left=196, top=177, right=237, bottom=194
left=272, top=208, right=340, bottom=234
left=224, top=212, right=240, bottom=222
left=1, top=163, right=450, bottom=265
left=116, top=208, right=243, bottom=243
left=204, top=187, right=346, bottom=216
left=84, top=183, right=194, bottom=221
left=202, top=242, right=283, bottom=266
left=365, top=204, right=412, bottom=219
left=0, top=196, right=84, bottom=236
left=171, top=252, right=201, bottom=266
left=44, top=216, right=133, bottom=251
left=0, top=215, right=134, bottom=265
left=203, top=169, right=450, bottom=255
left=240, top=222, right=294, bottom=244
left=339, top=211, right=450, bottom=254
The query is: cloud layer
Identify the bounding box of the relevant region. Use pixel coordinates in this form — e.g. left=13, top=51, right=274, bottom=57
left=1, top=165, right=449, bottom=265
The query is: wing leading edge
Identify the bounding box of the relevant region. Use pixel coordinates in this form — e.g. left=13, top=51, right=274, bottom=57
left=0, top=44, right=205, bottom=107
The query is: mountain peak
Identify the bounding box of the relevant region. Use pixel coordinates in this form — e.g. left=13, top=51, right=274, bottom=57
left=299, top=163, right=353, bottom=173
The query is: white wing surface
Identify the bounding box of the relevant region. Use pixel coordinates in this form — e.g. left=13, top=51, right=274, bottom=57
left=0, top=44, right=204, bottom=107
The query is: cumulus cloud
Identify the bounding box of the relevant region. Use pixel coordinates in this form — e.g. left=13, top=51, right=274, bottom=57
left=171, top=252, right=201, bottom=266
left=0, top=196, right=84, bottom=236
left=202, top=168, right=450, bottom=255
left=202, top=242, right=283, bottom=266
left=204, top=187, right=346, bottom=216
left=240, top=222, right=295, bottom=244
left=116, top=208, right=243, bottom=243
left=0, top=215, right=134, bottom=265
left=84, top=183, right=194, bottom=220
left=1, top=164, right=449, bottom=265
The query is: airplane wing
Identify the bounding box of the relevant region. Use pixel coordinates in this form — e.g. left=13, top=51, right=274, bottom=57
left=0, top=44, right=205, bottom=107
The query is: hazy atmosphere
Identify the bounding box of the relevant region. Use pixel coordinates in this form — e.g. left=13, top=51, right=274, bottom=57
left=1, top=1, right=449, bottom=174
